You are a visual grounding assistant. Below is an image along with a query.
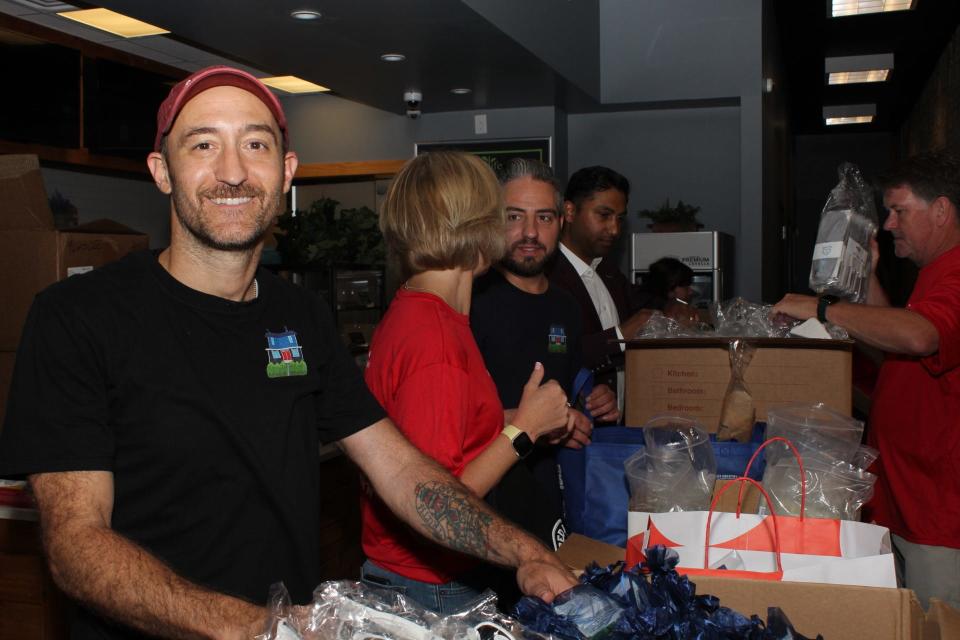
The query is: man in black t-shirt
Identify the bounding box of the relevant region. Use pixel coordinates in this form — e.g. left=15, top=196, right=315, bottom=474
left=471, top=159, right=620, bottom=605
left=0, top=66, right=576, bottom=640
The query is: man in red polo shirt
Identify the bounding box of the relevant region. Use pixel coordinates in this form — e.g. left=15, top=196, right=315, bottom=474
left=774, top=151, right=960, bottom=609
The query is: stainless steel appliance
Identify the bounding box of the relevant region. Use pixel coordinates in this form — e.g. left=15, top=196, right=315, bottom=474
left=631, top=231, right=734, bottom=307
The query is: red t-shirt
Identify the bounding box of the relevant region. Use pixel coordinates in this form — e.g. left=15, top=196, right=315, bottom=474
left=867, top=244, right=960, bottom=548
left=361, top=288, right=504, bottom=583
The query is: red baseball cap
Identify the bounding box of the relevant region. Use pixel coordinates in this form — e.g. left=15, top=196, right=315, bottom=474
left=154, top=65, right=288, bottom=152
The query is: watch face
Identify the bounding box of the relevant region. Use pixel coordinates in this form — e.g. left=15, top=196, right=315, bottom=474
left=512, top=431, right=535, bottom=459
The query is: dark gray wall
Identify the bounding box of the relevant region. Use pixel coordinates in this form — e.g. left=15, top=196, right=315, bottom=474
left=600, top=0, right=761, bottom=104
left=567, top=106, right=741, bottom=275
left=282, top=93, right=417, bottom=164
left=282, top=92, right=559, bottom=165
left=590, top=0, right=763, bottom=300
left=463, top=0, right=600, bottom=100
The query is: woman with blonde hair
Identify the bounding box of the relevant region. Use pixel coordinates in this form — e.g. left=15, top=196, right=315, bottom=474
left=361, top=151, right=572, bottom=613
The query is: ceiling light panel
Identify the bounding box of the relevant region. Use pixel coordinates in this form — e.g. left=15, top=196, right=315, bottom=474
left=826, top=116, right=874, bottom=125
left=380, top=53, right=405, bottom=62
left=823, top=103, right=876, bottom=125
left=829, top=69, right=890, bottom=84
left=832, top=0, right=914, bottom=17
left=260, top=76, right=330, bottom=94
left=58, top=8, right=168, bottom=38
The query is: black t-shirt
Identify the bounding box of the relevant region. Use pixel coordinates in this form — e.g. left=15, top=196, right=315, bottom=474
left=0, top=251, right=385, bottom=639
left=470, top=269, right=583, bottom=551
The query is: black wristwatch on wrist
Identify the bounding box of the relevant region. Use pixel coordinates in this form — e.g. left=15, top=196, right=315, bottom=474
left=502, top=424, right=534, bottom=459
left=817, top=295, right=840, bottom=324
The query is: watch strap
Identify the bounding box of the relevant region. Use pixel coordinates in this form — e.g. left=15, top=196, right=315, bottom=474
left=502, top=424, right=523, bottom=443
left=501, top=424, right=534, bottom=459
left=817, top=295, right=838, bottom=323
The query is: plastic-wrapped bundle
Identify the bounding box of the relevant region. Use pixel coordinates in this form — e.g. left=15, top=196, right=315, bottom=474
left=760, top=404, right=877, bottom=520
left=711, top=297, right=793, bottom=338
left=257, top=580, right=553, bottom=640
left=624, top=415, right=717, bottom=513
left=809, top=163, right=879, bottom=302
left=514, top=546, right=823, bottom=639
left=764, top=403, right=864, bottom=466
left=634, top=310, right=707, bottom=338
left=760, top=456, right=878, bottom=521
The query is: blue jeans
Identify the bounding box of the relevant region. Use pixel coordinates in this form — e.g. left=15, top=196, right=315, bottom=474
left=360, top=560, right=492, bottom=615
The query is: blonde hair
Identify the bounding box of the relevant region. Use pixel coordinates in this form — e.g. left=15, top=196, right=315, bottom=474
left=380, top=151, right=505, bottom=278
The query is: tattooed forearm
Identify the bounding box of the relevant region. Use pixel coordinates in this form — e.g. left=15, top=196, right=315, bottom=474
left=415, top=480, right=494, bottom=558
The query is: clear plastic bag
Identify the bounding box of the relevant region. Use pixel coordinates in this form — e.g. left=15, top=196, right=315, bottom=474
left=711, top=297, right=792, bottom=338
left=257, top=580, right=551, bottom=640
left=759, top=456, right=877, bottom=521
left=624, top=415, right=717, bottom=512
left=809, top=163, right=879, bottom=302
left=717, top=339, right=756, bottom=442
left=635, top=310, right=706, bottom=338
left=764, top=403, right=864, bottom=466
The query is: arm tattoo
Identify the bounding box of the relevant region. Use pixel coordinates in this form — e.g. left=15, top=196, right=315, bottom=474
left=415, top=481, right=494, bottom=557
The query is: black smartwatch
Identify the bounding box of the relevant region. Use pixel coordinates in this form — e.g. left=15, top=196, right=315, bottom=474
left=817, top=295, right=840, bottom=324
left=502, top=424, right=534, bottom=459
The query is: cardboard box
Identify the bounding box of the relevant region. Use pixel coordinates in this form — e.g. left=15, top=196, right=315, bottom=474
left=625, top=337, right=853, bottom=430
left=925, top=599, right=960, bottom=640
left=0, top=155, right=149, bottom=350
left=557, top=533, right=925, bottom=639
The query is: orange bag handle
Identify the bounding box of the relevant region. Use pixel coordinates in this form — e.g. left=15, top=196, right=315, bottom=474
left=739, top=436, right=806, bottom=520
left=704, top=476, right=784, bottom=572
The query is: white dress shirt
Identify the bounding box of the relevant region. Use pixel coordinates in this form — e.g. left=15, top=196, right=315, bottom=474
left=560, top=243, right=626, bottom=411
left=559, top=243, right=625, bottom=347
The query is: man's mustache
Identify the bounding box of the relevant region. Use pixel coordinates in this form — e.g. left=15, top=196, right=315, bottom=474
left=510, top=240, right=547, bottom=252
left=202, top=186, right=263, bottom=199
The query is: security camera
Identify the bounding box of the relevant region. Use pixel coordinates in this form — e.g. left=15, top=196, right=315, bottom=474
left=404, top=90, right=422, bottom=109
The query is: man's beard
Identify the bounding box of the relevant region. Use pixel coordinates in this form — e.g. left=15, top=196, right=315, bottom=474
left=500, top=240, right=555, bottom=277
left=169, top=170, right=283, bottom=252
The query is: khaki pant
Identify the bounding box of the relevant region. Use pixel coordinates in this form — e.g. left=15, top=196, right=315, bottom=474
left=893, top=534, right=960, bottom=610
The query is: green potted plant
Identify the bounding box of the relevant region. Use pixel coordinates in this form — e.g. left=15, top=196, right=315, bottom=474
left=274, top=197, right=385, bottom=267
left=638, top=198, right=703, bottom=232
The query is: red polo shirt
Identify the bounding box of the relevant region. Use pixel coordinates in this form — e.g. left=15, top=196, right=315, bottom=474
left=867, top=244, right=960, bottom=548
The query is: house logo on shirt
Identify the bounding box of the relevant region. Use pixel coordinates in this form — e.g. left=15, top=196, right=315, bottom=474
left=264, top=328, right=308, bottom=377
left=547, top=324, right=567, bottom=354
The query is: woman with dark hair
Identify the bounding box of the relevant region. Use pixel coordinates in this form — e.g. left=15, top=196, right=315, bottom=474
left=643, top=256, right=695, bottom=307
left=635, top=257, right=700, bottom=326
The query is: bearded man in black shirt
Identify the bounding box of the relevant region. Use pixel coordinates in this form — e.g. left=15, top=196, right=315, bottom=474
left=472, top=158, right=620, bottom=563
left=0, top=67, right=576, bottom=639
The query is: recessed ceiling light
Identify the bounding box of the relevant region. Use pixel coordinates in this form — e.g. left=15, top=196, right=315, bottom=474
left=831, top=0, right=914, bottom=17
left=290, top=9, right=322, bottom=20
left=380, top=53, right=406, bottom=62
left=260, top=76, right=330, bottom=94
left=823, top=104, right=876, bottom=125
left=450, top=88, right=471, bottom=95
left=58, top=8, right=169, bottom=38
left=825, top=54, right=893, bottom=84
left=826, top=116, right=874, bottom=125
left=829, top=69, right=890, bottom=84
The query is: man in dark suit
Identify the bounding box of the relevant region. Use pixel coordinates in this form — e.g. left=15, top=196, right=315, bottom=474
left=546, top=166, right=653, bottom=398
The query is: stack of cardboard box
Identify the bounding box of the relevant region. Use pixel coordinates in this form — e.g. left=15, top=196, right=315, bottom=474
left=0, top=155, right=148, bottom=429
